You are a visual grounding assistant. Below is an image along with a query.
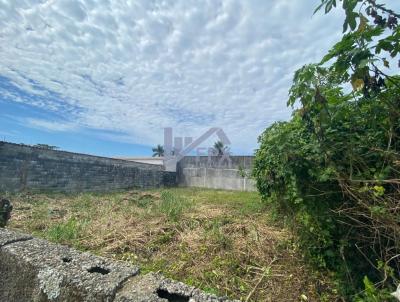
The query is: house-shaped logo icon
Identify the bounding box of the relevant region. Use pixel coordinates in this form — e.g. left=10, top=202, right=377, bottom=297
left=163, top=127, right=231, bottom=171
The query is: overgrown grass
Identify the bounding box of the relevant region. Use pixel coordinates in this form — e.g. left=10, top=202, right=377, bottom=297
left=158, top=190, right=192, bottom=222
left=46, top=217, right=83, bottom=243
left=5, top=188, right=338, bottom=301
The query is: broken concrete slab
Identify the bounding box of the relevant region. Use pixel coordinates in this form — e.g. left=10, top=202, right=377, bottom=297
left=0, top=229, right=237, bottom=302
left=114, top=272, right=238, bottom=302
left=0, top=227, right=32, bottom=247
left=0, top=230, right=139, bottom=302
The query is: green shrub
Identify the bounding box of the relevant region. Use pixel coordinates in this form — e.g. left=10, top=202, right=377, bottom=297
left=254, top=69, right=400, bottom=298
left=253, top=1, right=400, bottom=297
left=254, top=113, right=344, bottom=267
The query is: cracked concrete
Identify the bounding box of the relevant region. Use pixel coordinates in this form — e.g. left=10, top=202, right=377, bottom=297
left=0, top=228, right=139, bottom=301
left=0, top=228, right=32, bottom=247
left=115, top=273, right=235, bottom=302
left=0, top=229, right=238, bottom=302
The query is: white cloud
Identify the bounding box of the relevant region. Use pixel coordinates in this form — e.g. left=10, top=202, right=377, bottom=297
left=25, top=118, right=79, bottom=132
left=1, top=0, right=397, bottom=153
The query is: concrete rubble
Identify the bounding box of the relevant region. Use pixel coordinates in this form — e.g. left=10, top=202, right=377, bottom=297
left=0, top=228, right=238, bottom=302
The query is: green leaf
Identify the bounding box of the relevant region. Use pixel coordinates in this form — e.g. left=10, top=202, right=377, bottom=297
left=313, top=1, right=326, bottom=15
left=363, top=276, right=377, bottom=294
left=376, top=40, right=394, bottom=54
left=325, top=0, right=333, bottom=13
left=358, top=58, right=369, bottom=68
left=320, top=34, right=354, bottom=64
left=343, top=20, right=349, bottom=33
left=348, top=12, right=358, bottom=31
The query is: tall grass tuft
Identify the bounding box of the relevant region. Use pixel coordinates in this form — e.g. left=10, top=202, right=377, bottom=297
left=46, top=217, right=83, bottom=243
left=158, top=190, right=192, bottom=222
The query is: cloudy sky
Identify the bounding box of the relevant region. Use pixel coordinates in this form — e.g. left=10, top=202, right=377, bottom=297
left=0, top=0, right=369, bottom=156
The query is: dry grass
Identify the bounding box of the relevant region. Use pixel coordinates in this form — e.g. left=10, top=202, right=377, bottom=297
left=5, top=188, right=337, bottom=301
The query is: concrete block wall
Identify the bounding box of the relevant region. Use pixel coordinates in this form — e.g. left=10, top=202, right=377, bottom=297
left=176, top=156, right=256, bottom=191
left=0, top=142, right=176, bottom=192
left=0, top=228, right=237, bottom=302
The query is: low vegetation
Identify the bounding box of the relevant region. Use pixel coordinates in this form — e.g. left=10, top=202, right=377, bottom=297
left=6, top=188, right=337, bottom=301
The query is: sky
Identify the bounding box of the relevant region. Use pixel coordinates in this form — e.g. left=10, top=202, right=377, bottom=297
left=0, top=0, right=370, bottom=156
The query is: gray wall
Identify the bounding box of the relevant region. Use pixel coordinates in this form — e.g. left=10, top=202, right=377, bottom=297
left=0, top=142, right=176, bottom=192
left=177, top=156, right=256, bottom=191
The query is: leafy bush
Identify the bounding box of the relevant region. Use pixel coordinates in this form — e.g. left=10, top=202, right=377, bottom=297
left=254, top=81, right=400, bottom=293
left=254, top=0, right=400, bottom=298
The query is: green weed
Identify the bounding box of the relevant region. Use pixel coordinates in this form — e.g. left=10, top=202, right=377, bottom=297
left=158, top=190, right=192, bottom=222
left=136, top=195, right=155, bottom=208
left=46, top=217, right=84, bottom=243
left=206, top=217, right=232, bottom=249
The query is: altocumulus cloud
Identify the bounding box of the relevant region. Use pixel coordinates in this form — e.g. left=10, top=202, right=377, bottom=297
left=0, top=0, right=354, bottom=153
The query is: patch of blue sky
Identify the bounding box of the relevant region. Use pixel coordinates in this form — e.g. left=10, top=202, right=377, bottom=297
left=0, top=76, right=152, bottom=157
left=0, top=75, right=84, bottom=116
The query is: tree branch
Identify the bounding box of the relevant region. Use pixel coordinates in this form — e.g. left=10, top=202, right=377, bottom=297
left=364, top=0, right=400, bottom=18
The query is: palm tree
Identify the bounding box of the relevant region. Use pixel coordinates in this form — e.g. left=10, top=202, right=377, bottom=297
left=34, top=144, right=59, bottom=150
left=213, top=140, right=225, bottom=156
left=152, top=144, right=164, bottom=157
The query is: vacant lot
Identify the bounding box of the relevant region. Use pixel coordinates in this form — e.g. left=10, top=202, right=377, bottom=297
left=5, top=188, right=336, bottom=301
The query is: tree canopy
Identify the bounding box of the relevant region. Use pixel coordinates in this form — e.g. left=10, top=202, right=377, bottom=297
left=152, top=144, right=164, bottom=157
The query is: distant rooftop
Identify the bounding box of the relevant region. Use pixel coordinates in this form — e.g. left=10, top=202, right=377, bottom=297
left=115, top=157, right=164, bottom=166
